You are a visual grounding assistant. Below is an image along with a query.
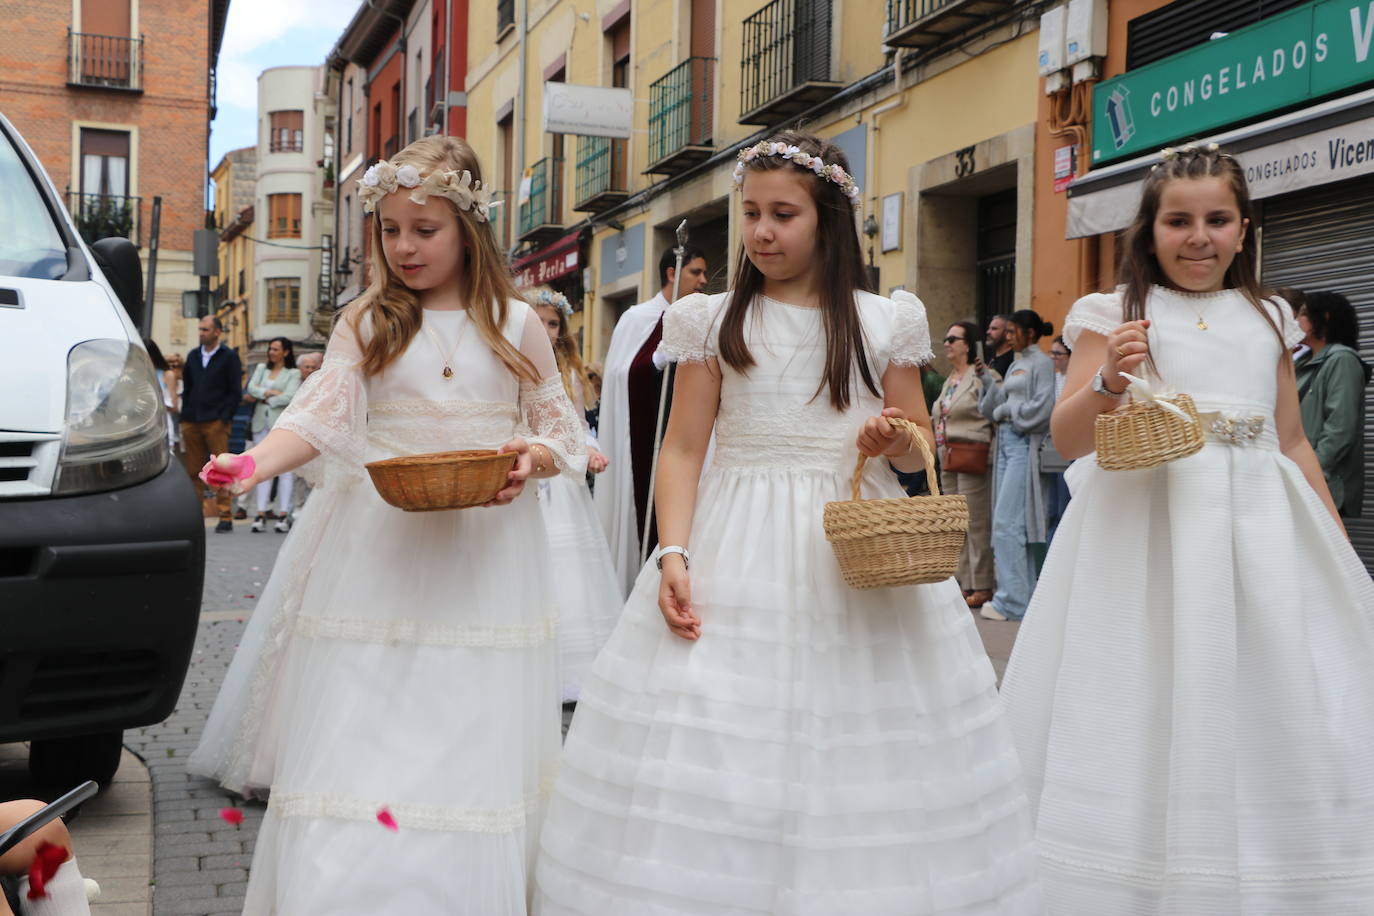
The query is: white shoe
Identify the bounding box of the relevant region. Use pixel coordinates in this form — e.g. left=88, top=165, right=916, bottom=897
left=274, top=517, right=290, bottom=533
left=980, top=603, right=1008, bottom=621
left=250, top=516, right=266, bottom=532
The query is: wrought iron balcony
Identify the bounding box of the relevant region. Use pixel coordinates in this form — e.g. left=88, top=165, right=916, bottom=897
left=573, top=137, right=629, bottom=213
left=647, top=58, right=715, bottom=175
left=518, top=157, right=564, bottom=247
left=739, top=0, right=840, bottom=125
left=67, top=192, right=141, bottom=247
left=67, top=30, right=143, bottom=91
left=884, top=0, right=1016, bottom=49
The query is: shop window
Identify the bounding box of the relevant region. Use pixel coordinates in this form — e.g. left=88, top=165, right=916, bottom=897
left=267, top=193, right=302, bottom=239
left=265, top=278, right=300, bottom=324
left=269, top=110, right=304, bottom=153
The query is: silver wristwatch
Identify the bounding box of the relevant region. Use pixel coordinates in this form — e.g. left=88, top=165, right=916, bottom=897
left=655, top=545, right=690, bottom=570
left=1091, top=368, right=1126, bottom=399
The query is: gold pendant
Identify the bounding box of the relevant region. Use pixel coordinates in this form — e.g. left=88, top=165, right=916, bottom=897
left=442, top=365, right=454, bottom=379
left=1197, top=318, right=1208, bottom=330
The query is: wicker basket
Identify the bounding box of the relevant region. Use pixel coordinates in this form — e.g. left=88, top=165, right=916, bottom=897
left=823, top=417, right=969, bottom=590
left=1094, top=392, right=1204, bottom=471
left=365, top=449, right=517, bottom=511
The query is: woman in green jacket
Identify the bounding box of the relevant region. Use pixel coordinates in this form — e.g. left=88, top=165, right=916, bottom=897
left=1296, top=291, right=1371, bottom=518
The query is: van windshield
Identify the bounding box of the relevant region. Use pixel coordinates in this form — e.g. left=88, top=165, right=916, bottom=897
left=0, top=130, right=68, bottom=280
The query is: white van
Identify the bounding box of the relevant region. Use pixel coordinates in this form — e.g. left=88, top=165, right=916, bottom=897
left=0, top=111, right=204, bottom=786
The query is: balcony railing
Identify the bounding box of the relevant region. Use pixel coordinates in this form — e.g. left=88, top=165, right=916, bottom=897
left=518, top=157, right=564, bottom=246
left=647, top=57, right=715, bottom=175
left=884, top=0, right=1016, bottom=48
left=740, top=0, right=840, bottom=125
left=68, top=30, right=143, bottom=91
left=573, top=137, right=629, bottom=213
left=67, top=192, right=141, bottom=247
left=497, top=0, right=515, bottom=35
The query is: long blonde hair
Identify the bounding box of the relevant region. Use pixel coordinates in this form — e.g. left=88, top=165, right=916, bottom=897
left=527, top=287, right=593, bottom=405
left=344, top=136, right=537, bottom=381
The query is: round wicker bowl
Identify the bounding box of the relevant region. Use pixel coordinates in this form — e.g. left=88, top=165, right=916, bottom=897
left=1094, top=392, right=1204, bottom=471
left=365, top=449, right=516, bottom=511
left=823, top=418, right=969, bottom=590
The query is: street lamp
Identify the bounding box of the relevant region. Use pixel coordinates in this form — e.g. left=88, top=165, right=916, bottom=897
left=862, top=214, right=879, bottom=291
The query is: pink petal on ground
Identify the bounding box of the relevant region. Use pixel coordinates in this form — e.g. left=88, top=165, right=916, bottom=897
left=219, top=807, right=244, bottom=826
left=376, top=807, right=399, bottom=831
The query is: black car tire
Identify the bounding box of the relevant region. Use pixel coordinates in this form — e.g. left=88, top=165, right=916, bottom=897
left=28, top=732, right=123, bottom=788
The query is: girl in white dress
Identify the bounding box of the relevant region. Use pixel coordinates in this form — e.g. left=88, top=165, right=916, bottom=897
left=534, top=131, right=1042, bottom=915
left=1001, top=143, right=1374, bottom=914
left=186, top=136, right=585, bottom=913
left=527, top=286, right=623, bottom=703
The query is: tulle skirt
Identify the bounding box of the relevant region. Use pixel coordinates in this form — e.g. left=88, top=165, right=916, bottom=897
left=537, top=474, right=625, bottom=702
left=1002, top=440, right=1374, bottom=915
left=534, top=464, right=1044, bottom=915
left=189, top=476, right=561, bottom=914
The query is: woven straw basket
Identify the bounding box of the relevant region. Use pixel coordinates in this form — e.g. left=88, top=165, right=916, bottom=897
left=365, top=449, right=516, bottom=511
left=1094, top=392, right=1204, bottom=471
left=823, top=417, right=969, bottom=590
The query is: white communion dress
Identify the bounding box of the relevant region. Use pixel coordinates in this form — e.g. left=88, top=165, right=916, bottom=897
left=186, top=301, right=586, bottom=914
left=1001, top=287, right=1374, bottom=915
left=533, top=290, right=1044, bottom=915
left=537, top=374, right=624, bottom=703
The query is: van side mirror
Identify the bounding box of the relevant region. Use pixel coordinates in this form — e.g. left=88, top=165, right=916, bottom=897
left=90, top=237, right=145, bottom=329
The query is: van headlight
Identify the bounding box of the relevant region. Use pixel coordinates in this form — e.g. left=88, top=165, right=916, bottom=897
left=54, top=339, right=169, bottom=495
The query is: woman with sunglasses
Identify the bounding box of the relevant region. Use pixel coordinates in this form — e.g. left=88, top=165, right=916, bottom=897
left=934, top=321, right=998, bottom=609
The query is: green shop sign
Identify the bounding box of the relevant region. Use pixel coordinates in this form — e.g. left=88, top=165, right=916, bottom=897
left=1092, top=0, right=1374, bottom=162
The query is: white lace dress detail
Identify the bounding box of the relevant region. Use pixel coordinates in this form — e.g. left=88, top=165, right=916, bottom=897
left=889, top=290, right=935, bottom=367
left=656, top=292, right=718, bottom=363
left=521, top=375, right=587, bottom=477
left=275, top=352, right=368, bottom=487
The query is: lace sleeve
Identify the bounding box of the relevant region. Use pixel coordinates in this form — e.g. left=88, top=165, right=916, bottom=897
left=275, top=316, right=368, bottom=488
left=1267, top=295, right=1305, bottom=349
left=514, top=303, right=587, bottom=478
left=1063, top=291, right=1123, bottom=349
left=889, top=290, right=934, bottom=367
left=657, top=293, right=716, bottom=364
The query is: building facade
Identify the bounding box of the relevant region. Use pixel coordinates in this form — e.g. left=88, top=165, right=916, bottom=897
left=252, top=65, right=337, bottom=350
left=0, top=0, right=229, bottom=352
left=1034, top=0, right=1374, bottom=564
left=462, top=0, right=1048, bottom=368
left=212, top=146, right=257, bottom=362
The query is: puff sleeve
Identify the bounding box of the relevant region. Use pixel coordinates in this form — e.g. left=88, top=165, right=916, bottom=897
left=889, top=290, right=934, bottom=367
left=656, top=293, right=717, bottom=364
left=1062, top=291, right=1124, bottom=350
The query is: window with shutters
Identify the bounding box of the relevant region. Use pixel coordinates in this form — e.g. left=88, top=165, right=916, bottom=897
left=265, top=278, right=300, bottom=324
left=267, top=193, right=302, bottom=239
left=269, top=110, right=304, bottom=153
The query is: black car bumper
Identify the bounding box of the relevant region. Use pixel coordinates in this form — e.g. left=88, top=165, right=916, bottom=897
left=0, top=460, right=205, bottom=742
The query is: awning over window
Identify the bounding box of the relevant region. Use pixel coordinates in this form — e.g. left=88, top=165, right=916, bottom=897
left=512, top=230, right=581, bottom=288
left=1067, top=87, right=1374, bottom=238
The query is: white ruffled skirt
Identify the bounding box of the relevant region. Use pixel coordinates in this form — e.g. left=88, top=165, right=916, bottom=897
left=189, top=476, right=561, bottom=914
left=1002, top=439, right=1374, bottom=915
left=533, top=464, right=1044, bottom=915
left=537, top=474, right=624, bottom=703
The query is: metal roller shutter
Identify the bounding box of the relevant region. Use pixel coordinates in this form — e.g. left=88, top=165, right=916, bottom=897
left=1127, top=0, right=1311, bottom=71
left=1259, top=176, right=1374, bottom=571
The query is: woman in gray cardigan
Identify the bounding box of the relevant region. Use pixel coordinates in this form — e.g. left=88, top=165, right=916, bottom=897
left=977, top=310, right=1056, bottom=621
left=246, top=337, right=301, bottom=532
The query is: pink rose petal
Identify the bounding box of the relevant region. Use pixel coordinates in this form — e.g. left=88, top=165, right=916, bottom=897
left=376, top=807, right=398, bottom=831
left=219, top=807, right=244, bottom=826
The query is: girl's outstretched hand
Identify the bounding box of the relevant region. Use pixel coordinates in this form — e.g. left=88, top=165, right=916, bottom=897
left=199, top=453, right=257, bottom=495
left=1104, top=319, right=1152, bottom=384
left=856, top=407, right=912, bottom=458
left=587, top=447, right=609, bottom=474
left=486, top=437, right=532, bottom=506
left=658, top=557, right=700, bottom=640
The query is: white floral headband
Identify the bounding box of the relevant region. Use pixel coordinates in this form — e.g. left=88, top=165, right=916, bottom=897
left=1152, top=142, right=1223, bottom=171
left=528, top=288, right=572, bottom=318
left=731, top=140, right=861, bottom=210
left=358, top=159, right=495, bottom=222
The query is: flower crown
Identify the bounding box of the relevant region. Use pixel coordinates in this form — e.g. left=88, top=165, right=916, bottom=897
left=358, top=160, right=494, bottom=222
left=731, top=140, right=861, bottom=210
left=529, top=288, right=572, bottom=318
left=1152, top=142, right=1223, bottom=171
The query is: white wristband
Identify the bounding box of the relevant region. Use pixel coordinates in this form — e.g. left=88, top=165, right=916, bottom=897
left=655, top=545, right=689, bottom=570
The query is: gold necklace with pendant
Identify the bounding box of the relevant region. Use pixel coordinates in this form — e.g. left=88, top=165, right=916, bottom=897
left=422, top=315, right=467, bottom=379
left=1193, top=298, right=1216, bottom=330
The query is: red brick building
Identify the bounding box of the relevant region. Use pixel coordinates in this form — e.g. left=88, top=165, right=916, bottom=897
left=0, top=0, right=230, bottom=352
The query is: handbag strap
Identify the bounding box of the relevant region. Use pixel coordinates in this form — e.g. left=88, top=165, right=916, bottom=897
left=848, top=416, right=940, bottom=501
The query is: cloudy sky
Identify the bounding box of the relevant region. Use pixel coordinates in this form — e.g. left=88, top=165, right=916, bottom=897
left=210, top=0, right=362, bottom=168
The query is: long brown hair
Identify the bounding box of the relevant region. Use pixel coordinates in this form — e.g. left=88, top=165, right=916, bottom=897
left=1117, top=144, right=1284, bottom=354
left=527, top=287, right=593, bottom=405
left=344, top=135, right=537, bottom=381
left=718, top=130, right=877, bottom=411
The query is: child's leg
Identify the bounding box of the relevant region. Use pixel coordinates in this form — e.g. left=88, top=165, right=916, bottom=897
left=0, top=801, right=93, bottom=916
